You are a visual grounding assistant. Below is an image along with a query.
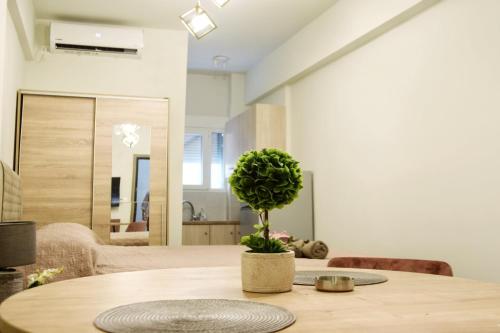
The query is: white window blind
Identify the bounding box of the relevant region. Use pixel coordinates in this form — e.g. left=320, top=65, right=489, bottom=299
left=183, top=133, right=203, bottom=185
left=211, top=132, right=224, bottom=189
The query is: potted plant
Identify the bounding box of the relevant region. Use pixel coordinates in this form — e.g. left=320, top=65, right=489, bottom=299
left=229, top=148, right=303, bottom=293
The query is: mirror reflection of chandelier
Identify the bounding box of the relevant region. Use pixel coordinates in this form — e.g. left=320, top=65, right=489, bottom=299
left=115, top=123, right=140, bottom=148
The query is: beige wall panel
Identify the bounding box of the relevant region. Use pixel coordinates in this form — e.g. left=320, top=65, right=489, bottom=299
left=224, top=104, right=286, bottom=220
left=254, top=104, right=286, bottom=150
left=224, top=104, right=286, bottom=172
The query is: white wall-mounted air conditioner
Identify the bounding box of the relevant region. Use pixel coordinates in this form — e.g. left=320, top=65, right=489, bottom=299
left=50, top=22, right=144, bottom=58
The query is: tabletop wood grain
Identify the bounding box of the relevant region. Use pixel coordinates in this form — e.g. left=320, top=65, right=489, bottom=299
left=1, top=266, right=500, bottom=332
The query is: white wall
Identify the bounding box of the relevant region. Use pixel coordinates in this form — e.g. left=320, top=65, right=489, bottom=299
left=0, top=2, right=25, bottom=168
left=288, top=0, right=500, bottom=282
left=185, top=71, right=248, bottom=121
left=7, top=0, right=35, bottom=59
left=257, top=87, right=286, bottom=106
left=229, top=73, right=246, bottom=117
left=183, top=191, right=227, bottom=221
left=186, top=72, right=229, bottom=118
left=245, top=0, right=439, bottom=103
left=23, top=23, right=188, bottom=245
left=185, top=72, right=231, bottom=131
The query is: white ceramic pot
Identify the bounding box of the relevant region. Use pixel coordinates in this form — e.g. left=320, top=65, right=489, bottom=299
left=241, top=251, right=295, bottom=293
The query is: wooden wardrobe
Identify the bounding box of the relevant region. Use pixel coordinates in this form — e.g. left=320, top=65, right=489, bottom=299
left=15, top=92, right=169, bottom=245
left=224, top=104, right=286, bottom=220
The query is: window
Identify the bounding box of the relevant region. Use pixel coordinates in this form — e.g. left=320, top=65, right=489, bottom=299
left=211, top=132, right=224, bottom=189
left=183, top=133, right=203, bottom=185
left=183, top=129, right=224, bottom=190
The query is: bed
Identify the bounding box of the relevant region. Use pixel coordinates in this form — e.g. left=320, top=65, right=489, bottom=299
left=1, top=160, right=330, bottom=284
left=30, top=223, right=328, bottom=282
left=109, top=230, right=149, bottom=246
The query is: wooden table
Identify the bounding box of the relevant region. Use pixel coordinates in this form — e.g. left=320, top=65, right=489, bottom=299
left=1, top=266, right=500, bottom=332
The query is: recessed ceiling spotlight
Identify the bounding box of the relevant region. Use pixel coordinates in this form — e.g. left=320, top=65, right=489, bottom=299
left=213, top=55, right=230, bottom=69
left=180, top=1, right=217, bottom=39
left=212, top=0, right=230, bottom=8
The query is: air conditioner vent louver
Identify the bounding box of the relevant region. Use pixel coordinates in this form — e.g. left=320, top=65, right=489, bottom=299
left=55, top=43, right=139, bottom=55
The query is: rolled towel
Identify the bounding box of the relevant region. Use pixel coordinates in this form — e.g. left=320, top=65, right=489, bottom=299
left=302, top=240, right=329, bottom=259
left=288, top=239, right=305, bottom=258
left=288, top=244, right=303, bottom=258
left=291, top=239, right=305, bottom=249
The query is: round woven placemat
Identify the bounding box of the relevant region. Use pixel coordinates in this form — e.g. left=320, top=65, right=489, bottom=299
left=294, top=270, right=388, bottom=286
left=94, top=299, right=295, bottom=333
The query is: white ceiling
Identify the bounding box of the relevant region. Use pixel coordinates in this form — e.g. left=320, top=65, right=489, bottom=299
left=32, top=0, right=337, bottom=72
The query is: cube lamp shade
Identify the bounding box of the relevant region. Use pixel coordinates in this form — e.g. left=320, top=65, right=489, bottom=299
left=180, top=2, right=217, bottom=39
left=212, top=0, right=230, bottom=8
left=0, top=222, right=36, bottom=269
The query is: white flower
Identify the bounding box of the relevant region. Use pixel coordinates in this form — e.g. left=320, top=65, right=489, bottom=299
left=27, top=267, right=64, bottom=288
left=27, top=273, right=38, bottom=286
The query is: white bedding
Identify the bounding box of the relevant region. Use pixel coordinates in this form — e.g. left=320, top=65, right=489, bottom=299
left=96, top=245, right=329, bottom=275
left=32, top=224, right=330, bottom=283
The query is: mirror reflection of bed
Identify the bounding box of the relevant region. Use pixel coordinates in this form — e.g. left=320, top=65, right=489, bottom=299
left=110, top=124, right=152, bottom=246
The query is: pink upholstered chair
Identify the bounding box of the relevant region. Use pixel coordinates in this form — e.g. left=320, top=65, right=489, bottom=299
left=328, top=257, right=453, bottom=276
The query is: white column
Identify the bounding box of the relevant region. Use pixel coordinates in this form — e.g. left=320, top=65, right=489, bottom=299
left=229, top=72, right=246, bottom=118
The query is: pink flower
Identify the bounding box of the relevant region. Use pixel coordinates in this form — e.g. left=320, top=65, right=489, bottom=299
left=270, top=231, right=290, bottom=243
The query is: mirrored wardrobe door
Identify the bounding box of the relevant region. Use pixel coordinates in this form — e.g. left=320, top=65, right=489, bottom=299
left=109, top=125, right=151, bottom=245
left=92, top=97, right=168, bottom=245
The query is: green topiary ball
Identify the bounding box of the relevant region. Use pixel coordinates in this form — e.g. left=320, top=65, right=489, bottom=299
left=229, top=148, right=303, bottom=211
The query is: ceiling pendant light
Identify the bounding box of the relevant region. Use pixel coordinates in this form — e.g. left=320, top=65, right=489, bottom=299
left=213, top=55, right=230, bottom=69
left=212, top=0, right=230, bottom=8
left=180, top=1, right=217, bottom=40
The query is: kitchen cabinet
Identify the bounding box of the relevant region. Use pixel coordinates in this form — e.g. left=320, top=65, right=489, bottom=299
left=182, top=222, right=240, bottom=245
left=209, top=225, right=236, bottom=245
left=182, top=225, right=210, bottom=245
